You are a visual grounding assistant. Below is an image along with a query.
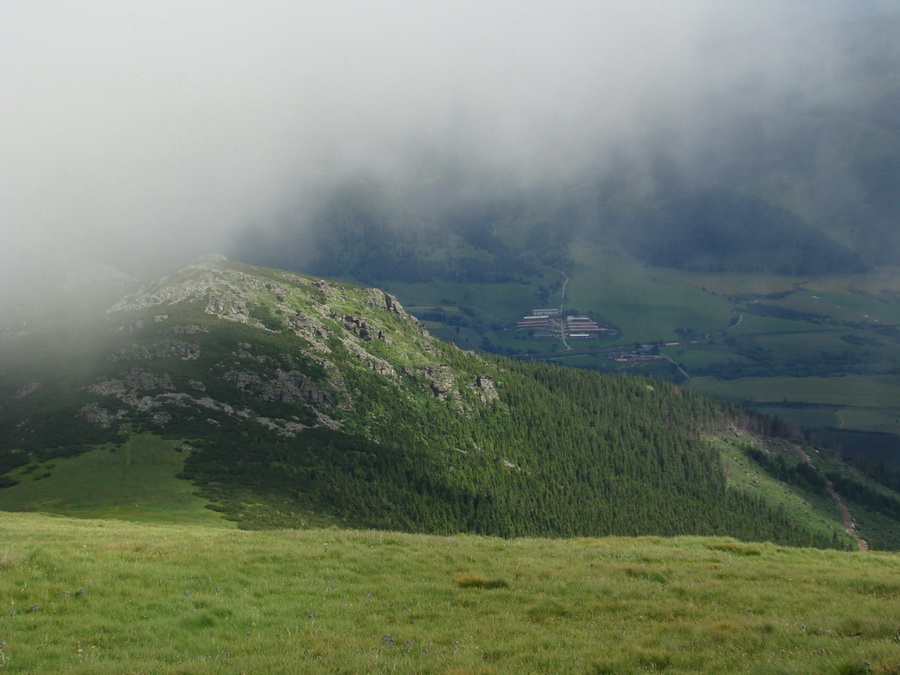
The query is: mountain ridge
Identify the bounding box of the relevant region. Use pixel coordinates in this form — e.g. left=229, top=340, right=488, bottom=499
left=2, top=259, right=898, bottom=548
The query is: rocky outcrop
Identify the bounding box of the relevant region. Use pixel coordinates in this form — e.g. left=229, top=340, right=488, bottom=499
left=472, top=375, right=499, bottom=403
left=111, top=341, right=200, bottom=362
left=292, top=312, right=327, bottom=336
left=85, top=259, right=498, bottom=441
left=343, top=314, right=394, bottom=343
left=335, top=335, right=398, bottom=378
left=343, top=314, right=374, bottom=341
left=224, top=369, right=332, bottom=405
left=423, top=365, right=455, bottom=399
left=79, top=402, right=123, bottom=427
left=366, top=288, right=405, bottom=317
left=90, top=370, right=175, bottom=397
left=109, top=267, right=225, bottom=313
left=167, top=324, right=210, bottom=335
left=109, top=263, right=272, bottom=328
left=256, top=416, right=307, bottom=436
left=14, top=382, right=41, bottom=399
left=233, top=344, right=277, bottom=365
left=206, top=293, right=251, bottom=324
left=262, top=282, right=289, bottom=302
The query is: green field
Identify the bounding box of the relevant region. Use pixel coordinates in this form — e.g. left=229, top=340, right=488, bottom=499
left=1, top=512, right=898, bottom=674
left=0, top=435, right=229, bottom=527
left=566, top=244, right=733, bottom=343
left=725, top=314, right=840, bottom=337
left=686, top=376, right=900, bottom=409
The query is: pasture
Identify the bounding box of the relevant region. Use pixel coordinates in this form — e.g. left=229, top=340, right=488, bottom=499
left=1, top=512, right=898, bottom=673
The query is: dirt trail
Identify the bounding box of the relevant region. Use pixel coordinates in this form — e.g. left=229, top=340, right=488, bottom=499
left=793, top=446, right=868, bottom=552
left=827, top=481, right=869, bottom=552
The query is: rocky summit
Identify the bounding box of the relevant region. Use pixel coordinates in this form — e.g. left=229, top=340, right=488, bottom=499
left=89, top=259, right=495, bottom=438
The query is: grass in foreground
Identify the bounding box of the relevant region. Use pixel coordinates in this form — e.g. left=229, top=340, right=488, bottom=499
left=1, top=512, right=898, bottom=673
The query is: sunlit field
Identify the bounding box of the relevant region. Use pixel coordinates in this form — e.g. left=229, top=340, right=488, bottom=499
left=1, top=512, right=898, bottom=673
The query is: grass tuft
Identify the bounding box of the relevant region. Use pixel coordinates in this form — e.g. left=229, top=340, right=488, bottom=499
left=0, top=550, right=30, bottom=570
left=453, top=572, right=509, bottom=589
left=705, top=541, right=763, bottom=556
left=623, top=566, right=669, bottom=583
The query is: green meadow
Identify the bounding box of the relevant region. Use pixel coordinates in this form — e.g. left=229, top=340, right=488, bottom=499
left=566, top=244, right=733, bottom=343
left=1, top=512, right=899, bottom=674
left=686, top=376, right=900, bottom=410
left=0, top=435, right=228, bottom=527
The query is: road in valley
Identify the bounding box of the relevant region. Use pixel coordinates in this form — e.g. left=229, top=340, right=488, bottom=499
left=541, top=266, right=572, bottom=351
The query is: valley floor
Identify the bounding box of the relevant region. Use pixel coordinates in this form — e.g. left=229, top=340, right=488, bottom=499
left=1, top=512, right=898, bottom=673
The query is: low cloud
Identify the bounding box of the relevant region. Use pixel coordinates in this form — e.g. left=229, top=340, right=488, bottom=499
left=1, top=0, right=892, bottom=292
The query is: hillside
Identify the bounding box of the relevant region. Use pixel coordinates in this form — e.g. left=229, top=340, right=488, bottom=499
left=2, top=259, right=899, bottom=549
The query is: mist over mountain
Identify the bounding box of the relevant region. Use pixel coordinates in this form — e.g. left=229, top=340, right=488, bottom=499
left=3, top=1, right=898, bottom=294
left=230, top=7, right=900, bottom=279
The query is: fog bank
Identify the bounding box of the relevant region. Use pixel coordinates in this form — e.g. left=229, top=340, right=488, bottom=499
left=2, top=0, right=893, bottom=293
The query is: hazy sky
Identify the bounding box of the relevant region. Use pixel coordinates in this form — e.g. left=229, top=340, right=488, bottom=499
left=1, top=0, right=892, bottom=291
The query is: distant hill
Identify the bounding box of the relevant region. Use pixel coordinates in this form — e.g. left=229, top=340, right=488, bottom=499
left=2, top=259, right=899, bottom=549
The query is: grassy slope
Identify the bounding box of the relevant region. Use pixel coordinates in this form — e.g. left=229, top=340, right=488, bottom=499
left=0, top=435, right=229, bottom=527
left=711, top=431, right=853, bottom=549
left=1, top=512, right=898, bottom=674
